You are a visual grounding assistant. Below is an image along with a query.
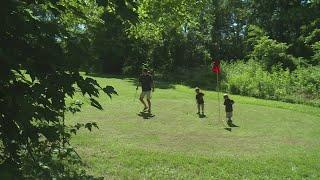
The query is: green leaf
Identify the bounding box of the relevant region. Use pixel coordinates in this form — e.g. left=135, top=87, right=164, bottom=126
left=102, top=85, right=118, bottom=98
left=90, top=98, right=103, bottom=110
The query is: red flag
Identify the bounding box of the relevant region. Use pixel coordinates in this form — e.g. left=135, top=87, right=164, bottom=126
left=211, top=60, right=221, bottom=74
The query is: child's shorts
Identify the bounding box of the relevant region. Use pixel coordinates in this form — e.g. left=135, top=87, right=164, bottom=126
left=140, top=91, right=151, bottom=100
left=226, top=112, right=233, bottom=118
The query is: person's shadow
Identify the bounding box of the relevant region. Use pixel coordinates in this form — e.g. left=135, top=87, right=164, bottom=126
left=137, top=111, right=155, bottom=119
left=227, top=121, right=239, bottom=127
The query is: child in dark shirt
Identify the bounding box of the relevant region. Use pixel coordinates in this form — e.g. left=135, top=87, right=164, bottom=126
left=195, top=87, right=205, bottom=115
left=223, top=94, right=235, bottom=126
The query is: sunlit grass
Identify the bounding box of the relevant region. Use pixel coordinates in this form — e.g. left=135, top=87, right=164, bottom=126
left=68, top=76, right=320, bottom=179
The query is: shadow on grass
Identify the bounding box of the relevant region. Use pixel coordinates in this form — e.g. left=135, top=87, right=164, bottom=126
left=154, top=81, right=175, bottom=89
left=86, top=73, right=135, bottom=80
left=86, top=73, right=208, bottom=90
left=88, top=73, right=320, bottom=108
left=198, top=114, right=207, bottom=118
left=223, top=121, right=239, bottom=132
left=88, top=73, right=176, bottom=89
left=137, top=111, right=155, bottom=119
left=227, top=121, right=239, bottom=127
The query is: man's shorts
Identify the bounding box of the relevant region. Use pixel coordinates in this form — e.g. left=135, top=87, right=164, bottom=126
left=226, top=112, right=233, bottom=118
left=197, top=100, right=204, bottom=105
left=140, top=91, right=151, bottom=100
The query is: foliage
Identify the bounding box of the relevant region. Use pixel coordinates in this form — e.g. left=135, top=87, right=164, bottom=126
left=75, top=0, right=320, bottom=76
left=250, top=36, right=296, bottom=70
left=126, top=0, right=213, bottom=73
left=245, top=25, right=267, bottom=53
left=82, top=0, right=320, bottom=77
left=311, top=41, right=320, bottom=65
left=0, top=0, right=128, bottom=178
left=223, top=60, right=320, bottom=106
left=90, top=0, right=138, bottom=74
left=247, top=0, right=319, bottom=46
left=292, top=65, right=320, bottom=103
left=297, top=18, right=320, bottom=63
left=210, top=0, right=248, bottom=60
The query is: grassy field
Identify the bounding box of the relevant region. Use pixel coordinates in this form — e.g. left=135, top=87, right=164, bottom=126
left=68, top=75, right=320, bottom=179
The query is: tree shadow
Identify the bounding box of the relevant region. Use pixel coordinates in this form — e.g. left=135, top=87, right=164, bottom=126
left=154, top=80, right=175, bottom=89
left=85, top=72, right=218, bottom=91
left=137, top=111, right=155, bottom=119
left=128, top=79, right=176, bottom=89
left=88, top=73, right=176, bottom=89
left=86, top=73, right=135, bottom=80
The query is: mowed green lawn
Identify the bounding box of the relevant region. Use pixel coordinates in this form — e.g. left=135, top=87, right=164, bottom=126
left=68, top=75, right=320, bottom=179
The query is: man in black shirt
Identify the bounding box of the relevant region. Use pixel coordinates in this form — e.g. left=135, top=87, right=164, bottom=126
left=136, top=68, right=154, bottom=113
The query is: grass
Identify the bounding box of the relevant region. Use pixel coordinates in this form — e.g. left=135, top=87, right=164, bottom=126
left=67, top=75, right=320, bottom=179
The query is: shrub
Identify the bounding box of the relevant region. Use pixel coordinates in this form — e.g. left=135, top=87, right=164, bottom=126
left=291, top=66, right=320, bottom=101
left=250, top=36, right=296, bottom=71
left=311, top=41, right=320, bottom=65
left=223, top=60, right=320, bottom=106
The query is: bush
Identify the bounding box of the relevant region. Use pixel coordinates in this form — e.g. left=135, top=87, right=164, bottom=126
left=223, top=60, right=320, bottom=106
left=291, top=66, right=320, bottom=100
left=224, top=60, right=274, bottom=98
left=250, top=36, right=296, bottom=71
left=311, top=41, right=320, bottom=65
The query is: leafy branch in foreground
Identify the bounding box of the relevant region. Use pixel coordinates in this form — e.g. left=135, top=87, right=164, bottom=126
left=0, top=0, right=129, bottom=179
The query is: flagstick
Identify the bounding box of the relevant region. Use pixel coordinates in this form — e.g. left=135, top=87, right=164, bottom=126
left=216, top=70, right=229, bottom=131
left=217, top=74, right=220, bottom=119
left=212, top=60, right=230, bottom=130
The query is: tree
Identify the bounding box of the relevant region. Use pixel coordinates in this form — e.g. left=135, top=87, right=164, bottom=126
left=127, top=0, right=213, bottom=72
left=210, top=0, right=249, bottom=60
left=248, top=0, right=320, bottom=57
left=311, top=41, right=320, bottom=65
left=91, top=0, right=138, bottom=74
left=0, top=0, right=130, bottom=178
left=298, top=18, right=320, bottom=65
left=250, top=36, right=296, bottom=71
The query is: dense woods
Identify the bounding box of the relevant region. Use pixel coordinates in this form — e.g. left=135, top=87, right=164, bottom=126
left=0, top=0, right=319, bottom=178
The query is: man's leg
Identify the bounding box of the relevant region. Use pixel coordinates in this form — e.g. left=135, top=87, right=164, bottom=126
left=201, top=104, right=204, bottom=114
left=226, top=112, right=232, bottom=126
left=197, top=104, right=200, bottom=114
left=146, top=91, right=151, bottom=113
left=147, top=99, right=151, bottom=113
left=139, top=92, right=147, bottom=111
left=229, top=112, right=233, bottom=122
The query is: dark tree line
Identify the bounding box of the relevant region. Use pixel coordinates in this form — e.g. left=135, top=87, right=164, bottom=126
left=94, top=0, right=319, bottom=74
